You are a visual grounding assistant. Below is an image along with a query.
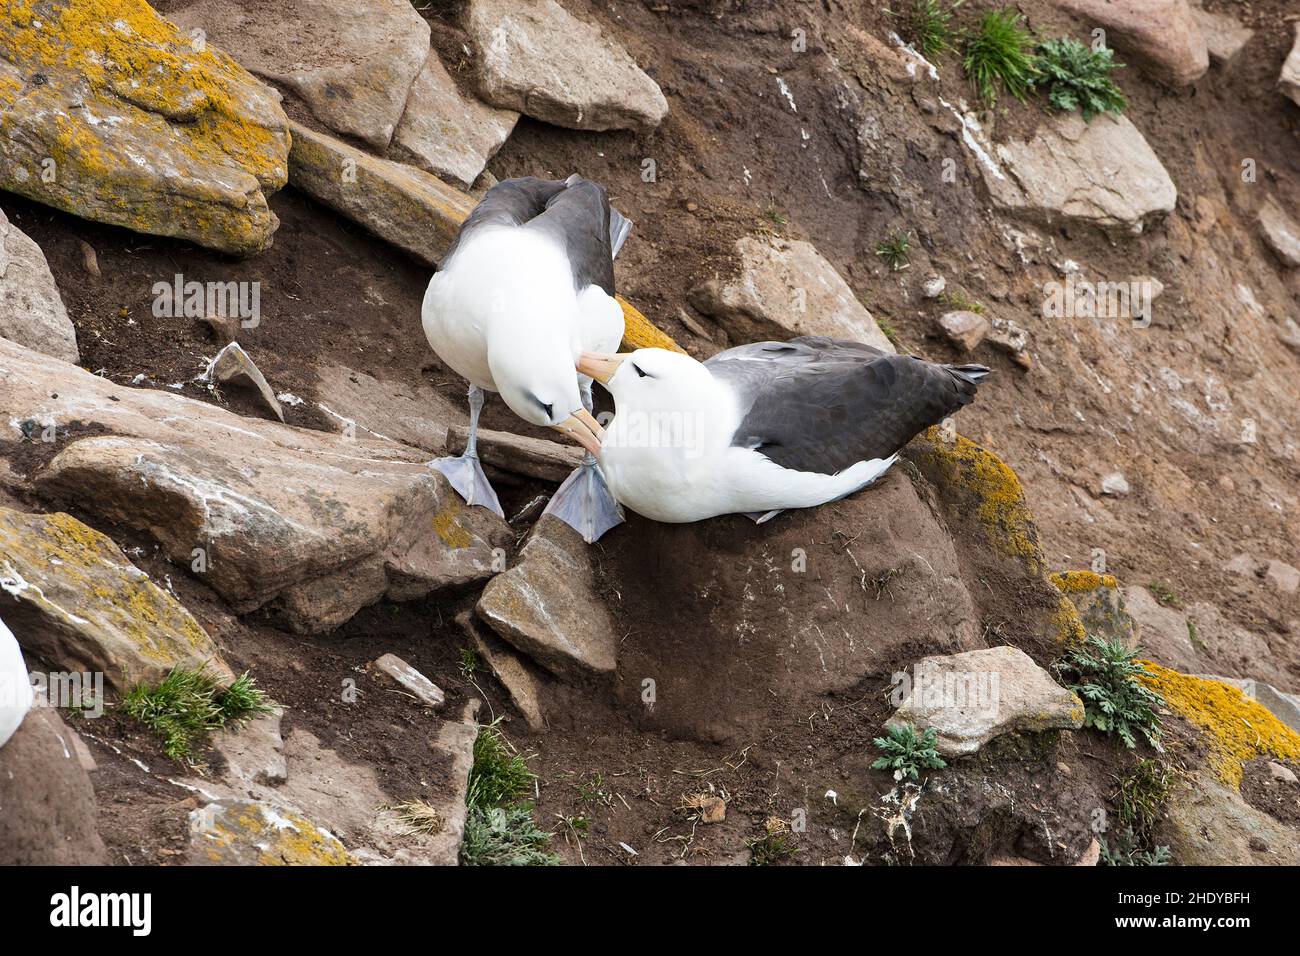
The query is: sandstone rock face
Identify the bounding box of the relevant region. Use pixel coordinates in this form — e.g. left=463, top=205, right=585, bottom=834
left=0, top=337, right=509, bottom=633
left=1280, top=23, right=1300, bottom=108
left=287, top=121, right=475, bottom=267
left=1123, top=585, right=1199, bottom=671
left=1189, top=6, right=1253, bottom=65
left=1054, top=0, right=1208, bottom=86
left=476, top=517, right=617, bottom=682
left=0, top=707, right=107, bottom=864
left=886, top=645, right=1085, bottom=756
left=466, top=0, right=668, bottom=132
left=0, top=0, right=290, bottom=255
left=390, top=53, right=520, bottom=188
left=0, top=508, right=235, bottom=689
left=979, top=113, right=1176, bottom=233
left=459, top=611, right=548, bottom=732
left=166, top=0, right=430, bottom=150
left=1259, top=199, right=1300, bottom=268
left=691, top=237, right=896, bottom=352
left=1161, top=775, right=1300, bottom=865
left=0, top=208, right=78, bottom=362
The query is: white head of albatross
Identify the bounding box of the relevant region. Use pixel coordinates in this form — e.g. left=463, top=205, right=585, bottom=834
left=579, top=339, right=990, bottom=524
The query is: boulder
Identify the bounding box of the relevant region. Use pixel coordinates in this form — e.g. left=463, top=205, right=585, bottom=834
left=1054, top=0, right=1208, bottom=86
left=0, top=337, right=509, bottom=633
left=207, top=342, right=284, bottom=422
left=937, top=310, right=989, bottom=351
left=1189, top=7, right=1253, bottom=65
left=690, top=236, right=896, bottom=352
left=1258, top=199, right=1300, bottom=268
left=1281, top=23, right=1300, bottom=109
left=1161, top=775, right=1300, bottom=864
left=0, top=707, right=107, bottom=864
left=287, top=121, right=475, bottom=267
left=0, top=0, right=289, bottom=256
left=978, top=113, right=1177, bottom=234
left=166, top=0, right=430, bottom=150
left=0, top=507, right=235, bottom=690
left=0, top=209, right=78, bottom=362
left=1050, top=571, right=1136, bottom=647
left=885, top=645, right=1084, bottom=756
left=466, top=0, right=668, bottom=132
left=476, top=517, right=617, bottom=682
left=390, top=52, right=520, bottom=189
left=458, top=610, right=549, bottom=732
left=187, top=798, right=353, bottom=865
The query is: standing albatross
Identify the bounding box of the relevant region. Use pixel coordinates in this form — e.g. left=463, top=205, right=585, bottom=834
left=577, top=337, right=990, bottom=526
left=422, top=175, right=629, bottom=540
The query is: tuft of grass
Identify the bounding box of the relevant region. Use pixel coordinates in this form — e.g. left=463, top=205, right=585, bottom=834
left=390, top=800, right=444, bottom=835
left=940, top=290, right=985, bottom=314
left=1033, top=37, right=1126, bottom=120
left=746, top=831, right=797, bottom=865
left=461, top=719, right=560, bottom=866
left=1113, top=758, right=1174, bottom=838
left=122, top=667, right=271, bottom=762
left=1147, top=580, right=1182, bottom=609
left=458, top=646, right=478, bottom=679
left=1100, top=826, right=1172, bottom=866
left=764, top=205, right=787, bottom=227
left=875, top=231, right=912, bottom=271
left=871, top=722, right=947, bottom=781
left=963, top=8, right=1039, bottom=104
left=1056, top=636, right=1165, bottom=751
left=890, top=0, right=962, bottom=60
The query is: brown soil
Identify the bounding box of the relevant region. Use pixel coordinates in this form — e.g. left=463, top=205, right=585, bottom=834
left=3, top=0, right=1299, bottom=864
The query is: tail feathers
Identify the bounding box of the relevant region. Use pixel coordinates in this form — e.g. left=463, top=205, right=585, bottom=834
left=609, top=206, right=633, bottom=258
left=947, top=363, right=991, bottom=385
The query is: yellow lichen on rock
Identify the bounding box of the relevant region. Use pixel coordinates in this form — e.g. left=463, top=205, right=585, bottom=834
left=1049, top=570, right=1119, bottom=593
left=618, top=296, right=686, bottom=353
left=1051, top=594, right=1087, bottom=647
left=1139, top=661, right=1300, bottom=787
left=193, top=799, right=354, bottom=866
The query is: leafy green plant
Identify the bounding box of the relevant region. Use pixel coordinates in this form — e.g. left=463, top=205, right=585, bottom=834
left=466, top=718, right=535, bottom=808
left=963, top=9, right=1038, bottom=103
left=890, top=0, right=962, bottom=60
left=875, top=231, right=912, bottom=271
left=1056, top=636, right=1165, bottom=750
left=1033, top=37, right=1125, bottom=120
left=872, top=722, right=948, bottom=780
left=461, top=719, right=560, bottom=866
left=122, top=667, right=271, bottom=761
left=1100, top=827, right=1172, bottom=866
left=1114, top=758, right=1174, bottom=837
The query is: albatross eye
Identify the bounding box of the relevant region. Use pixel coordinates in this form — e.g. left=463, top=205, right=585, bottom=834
left=632, top=364, right=648, bottom=378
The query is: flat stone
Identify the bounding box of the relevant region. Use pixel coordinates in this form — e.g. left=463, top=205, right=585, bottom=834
left=187, top=798, right=353, bottom=865
left=211, top=707, right=287, bottom=789
left=457, top=610, right=548, bottom=731
left=466, top=0, right=668, bottom=132
left=390, top=52, right=520, bottom=188
left=1, top=337, right=509, bottom=634
left=167, top=0, right=430, bottom=150
left=1259, top=199, right=1300, bottom=268
left=373, top=653, right=446, bottom=710
left=1267, top=761, right=1298, bottom=785
left=1281, top=23, right=1300, bottom=109
left=0, top=707, right=107, bottom=864
left=287, top=121, right=476, bottom=267
left=0, top=507, right=235, bottom=690
left=314, top=363, right=458, bottom=453
left=1054, top=0, right=1208, bottom=86
left=886, top=645, right=1084, bottom=756
left=476, top=516, right=617, bottom=682
left=0, top=208, right=78, bottom=363
left=445, top=424, right=584, bottom=484
left=691, top=236, right=896, bottom=352
left=978, top=113, right=1177, bottom=234
left=937, top=310, right=989, bottom=351
left=208, top=343, right=284, bottom=422
left=1190, top=7, right=1254, bottom=65
left=0, top=0, right=289, bottom=256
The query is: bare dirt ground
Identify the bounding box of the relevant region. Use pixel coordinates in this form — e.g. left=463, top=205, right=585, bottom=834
left=4, top=0, right=1300, bottom=863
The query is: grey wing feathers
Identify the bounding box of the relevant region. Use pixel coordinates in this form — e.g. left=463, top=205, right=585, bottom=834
left=440, top=175, right=631, bottom=297
left=707, top=336, right=989, bottom=474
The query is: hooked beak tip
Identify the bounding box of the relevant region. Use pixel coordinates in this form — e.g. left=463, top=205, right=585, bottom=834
left=578, top=351, right=624, bottom=386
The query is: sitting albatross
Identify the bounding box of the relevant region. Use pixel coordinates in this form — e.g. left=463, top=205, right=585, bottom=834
left=422, top=175, right=628, bottom=540
left=577, top=337, right=990, bottom=526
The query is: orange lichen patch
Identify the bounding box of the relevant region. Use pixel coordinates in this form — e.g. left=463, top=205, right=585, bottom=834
left=917, top=429, right=1044, bottom=574
left=431, top=502, right=474, bottom=550
left=1051, top=594, right=1087, bottom=647
left=1049, top=570, right=1118, bottom=593
left=199, top=801, right=354, bottom=865
left=618, top=296, right=685, bottom=353
left=1139, top=661, right=1300, bottom=787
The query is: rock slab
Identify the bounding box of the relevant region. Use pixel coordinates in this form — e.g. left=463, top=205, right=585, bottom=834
left=0, top=208, right=78, bottom=362
left=1054, top=0, right=1208, bottom=86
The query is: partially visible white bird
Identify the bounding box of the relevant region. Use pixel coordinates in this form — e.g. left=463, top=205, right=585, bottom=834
left=578, top=337, right=990, bottom=525
left=0, top=616, right=32, bottom=749
left=422, top=175, right=628, bottom=540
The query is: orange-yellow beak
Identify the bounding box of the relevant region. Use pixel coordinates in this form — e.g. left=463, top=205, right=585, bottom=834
left=577, top=352, right=625, bottom=386
left=551, top=406, right=604, bottom=456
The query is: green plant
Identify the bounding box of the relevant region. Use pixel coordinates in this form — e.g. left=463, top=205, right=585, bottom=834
left=460, top=719, right=560, bottom=866
left=940, top=290, right=985, bottom=314
left=871, top=722, right=947, bottom=780
left=466, top=718, right=535, bottom=808
left=764, top=205, right=787, bottom=227
left=1147, top=580, right=1182, bottom=609
left=1114, top=758, right=1173, bottom=837
left=1033, top=37, right=1125, bottom=120
left=1187, top=620, right=1204, bottom=651
left=875, top=232, right=912, bottom=271
left=1100, top=827, right=1172, bottom=866
left=122, top=667, right=271, bottom=761
left=458, top=646, right=478, bottom=679
left=1056, top=636, right=1165, bottom=751
left=963, top=9, right=1038, bottom=103
left=746, top=831, right=797, bottom=865
left=890, top=0, right=962, bottom=60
